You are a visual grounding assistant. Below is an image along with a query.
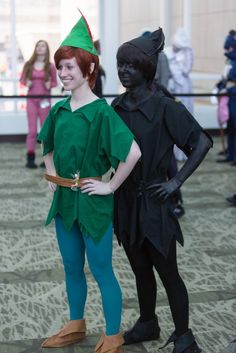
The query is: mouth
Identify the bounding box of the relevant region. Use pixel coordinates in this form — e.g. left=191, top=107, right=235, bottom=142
left=61, top=79, right=72, bottom=85
left=119, top=76, right=130, bottom=81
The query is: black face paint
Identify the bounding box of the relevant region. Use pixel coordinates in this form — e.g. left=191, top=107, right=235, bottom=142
left=117, top=60, right=145, bottom=89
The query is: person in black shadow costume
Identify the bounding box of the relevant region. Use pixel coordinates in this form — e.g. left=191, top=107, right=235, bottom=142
left=112, top=28, right=213, bottom=353
left=142, top=30, right=185, bottom=218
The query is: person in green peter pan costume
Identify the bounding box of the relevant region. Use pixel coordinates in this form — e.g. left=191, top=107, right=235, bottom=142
left=37, top=11, right=141, bottom=353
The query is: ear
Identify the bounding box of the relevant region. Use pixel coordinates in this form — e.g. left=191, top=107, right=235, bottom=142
left=89, top=62, right=95, bottom=73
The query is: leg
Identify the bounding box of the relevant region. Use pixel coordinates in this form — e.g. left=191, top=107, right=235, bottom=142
left=227, top=100, right=236, bottom=163
left=55, top=216, right=87, bottom=319
left=230, top=107, right=236, bottom=163
left=41, top=216, right=87, bottom=348
left=85, top=224, right=122, bottom=336
left=25, top=99, right=38, bottom=168
left=122, top=242, right=157, bottom=321
left=121, top=241, right=160, bottom=345
left=26, top=99, right=38, bottom=153
left=38, top=103, right=50, bottom=127
left=147, top=238, right=189, bottom=336
left=147, top=239, right=201, bottom=353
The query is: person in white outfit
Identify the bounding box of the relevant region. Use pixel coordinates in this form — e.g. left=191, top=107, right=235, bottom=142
left=166, top=28, right=194, bottom=162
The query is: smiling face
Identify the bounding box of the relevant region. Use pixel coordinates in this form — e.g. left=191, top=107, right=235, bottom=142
left=57, top=57, right=88, bottom=91
left=117, top=60, right=145, bottom=89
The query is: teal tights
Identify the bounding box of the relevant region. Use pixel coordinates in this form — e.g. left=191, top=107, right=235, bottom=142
left=55, top=216, right=122, bottom=335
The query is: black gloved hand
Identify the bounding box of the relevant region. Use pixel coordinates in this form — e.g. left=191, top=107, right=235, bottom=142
left=146, top=178, right=182, bottom=202
left=147, top=132, right=212, bottom=202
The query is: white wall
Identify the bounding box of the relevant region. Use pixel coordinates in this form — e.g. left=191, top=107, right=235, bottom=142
left=0, top=112, right=28, bottom=135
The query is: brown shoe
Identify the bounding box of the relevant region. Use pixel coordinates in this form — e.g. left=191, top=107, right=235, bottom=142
left=94, top=333, right=125, bottom=353
left=41, top=319, right=86, bottom=348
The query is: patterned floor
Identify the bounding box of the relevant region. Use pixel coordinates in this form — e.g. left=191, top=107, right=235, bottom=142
left=0, top=138, right=235, bottom=353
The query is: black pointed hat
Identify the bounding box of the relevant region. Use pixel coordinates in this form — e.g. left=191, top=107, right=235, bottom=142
left=126, top=28, right=165, bottom=65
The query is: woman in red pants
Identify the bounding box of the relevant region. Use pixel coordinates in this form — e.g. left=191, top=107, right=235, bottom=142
left=20, top=40, right=57, bottom=168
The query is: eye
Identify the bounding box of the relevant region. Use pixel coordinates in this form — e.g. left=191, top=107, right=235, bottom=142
left=117, top=62, right=134, bottom=69
left=117, top=62, right=123, bottom=68
left=127, top=63, right=134, bottom=68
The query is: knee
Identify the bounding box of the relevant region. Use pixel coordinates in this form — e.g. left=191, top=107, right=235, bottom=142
left=159, top=266, right=181, bottom=287
left=63, top=259, right=83, bottom=277
left=89, top=262, right=114, bottom=285
left=28, top=131, right=37, bottom=138
left=126, top=264, right=155, bottom=287
left=131, top=262, right=153, bottom=277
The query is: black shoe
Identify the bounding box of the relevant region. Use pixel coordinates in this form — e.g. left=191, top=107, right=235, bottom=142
left=230, top=161, right=236, bottom=166
left=123, top=315, right=160, bottom=345
left=226, top=195, right=236, bottom=206
left=161, top=329, right=202, bottom=353
left=174, top=204, right=185, bottom=218
left=173, top=330, right=202, bottom=353
left=26, top=152, right=38, bottom=169
left=217, top=150, right=227, bottom=155
left=216, top=158, right=232, bottom=163
left=40, top=162, right=45, bottom=168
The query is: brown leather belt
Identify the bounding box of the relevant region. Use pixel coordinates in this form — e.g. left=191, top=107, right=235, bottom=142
left=44, top=174, right=101, bottom=191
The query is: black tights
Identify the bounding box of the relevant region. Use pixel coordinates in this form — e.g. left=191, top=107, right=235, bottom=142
left=123, top=238, right=189, bottom=336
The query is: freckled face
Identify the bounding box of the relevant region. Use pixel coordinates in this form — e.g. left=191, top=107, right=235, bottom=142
left=117, top=60, right=145, bottom=89
left=57, top=57, right=87, bottom=91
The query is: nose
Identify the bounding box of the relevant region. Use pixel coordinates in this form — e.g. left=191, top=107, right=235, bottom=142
left=59, top=66, right=67, bottom=77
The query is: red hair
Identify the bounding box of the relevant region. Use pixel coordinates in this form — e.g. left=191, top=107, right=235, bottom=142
left=54, top=46, right=99, bottom=89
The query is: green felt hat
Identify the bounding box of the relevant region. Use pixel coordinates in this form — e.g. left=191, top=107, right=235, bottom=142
left=60, top=10, right=97, bottom=56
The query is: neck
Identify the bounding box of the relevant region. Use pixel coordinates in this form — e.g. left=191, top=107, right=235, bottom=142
left=125, top=82, right=153, bottom=108
left=70, top=82, right=97, bottom=110
left=36, top=55, right=46, bottom=62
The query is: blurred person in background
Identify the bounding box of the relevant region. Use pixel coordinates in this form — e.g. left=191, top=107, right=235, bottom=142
left=166, top=28, right=194, bottom=163
left=217, top=30, right=236, bottom=166
left=92, top=39, right=106, bottom=98
left=165, top=28, right=194, bottom=114
left=221, top=30, right=236, bottom=206
left=20, top=40, right=57, bottom=169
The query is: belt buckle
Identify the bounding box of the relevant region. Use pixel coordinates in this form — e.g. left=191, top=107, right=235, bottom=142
left=71, top=171, right=80, bottom=192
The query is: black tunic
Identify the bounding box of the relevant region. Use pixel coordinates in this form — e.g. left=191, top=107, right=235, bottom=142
left=112, top=90, right=202, bottom=257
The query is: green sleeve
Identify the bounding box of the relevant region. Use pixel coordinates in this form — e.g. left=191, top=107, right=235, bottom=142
left=100, top=107, right=134, bottom=169
left=37, top=110, right=55, bottom=155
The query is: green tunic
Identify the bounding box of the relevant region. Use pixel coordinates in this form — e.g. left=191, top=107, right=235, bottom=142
left=37, top=97, right=134, bottom=240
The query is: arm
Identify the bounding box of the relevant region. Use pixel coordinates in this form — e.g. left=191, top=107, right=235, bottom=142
left=19, top=64, right=32, bottom=88
left=147, top=131, right=212, bottom=201
left=110, top=140, right=141, bottom=192
left=49, top=63, right=58, bottom=88
left=80, top=140, right=141, bottom=195
left=45, top=64, right=58, bottom=90
left=20, top=72, right=32, bottom=88
left=42, top=146, right=57, bottom=192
